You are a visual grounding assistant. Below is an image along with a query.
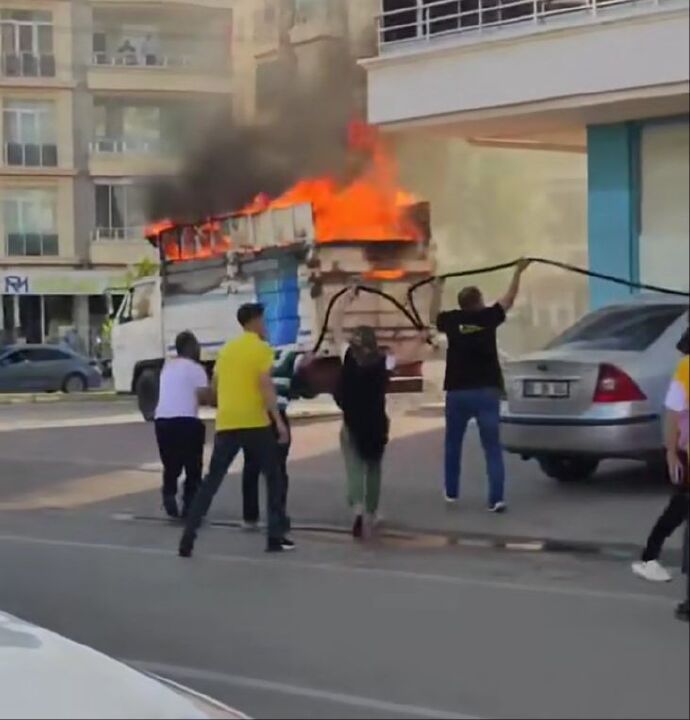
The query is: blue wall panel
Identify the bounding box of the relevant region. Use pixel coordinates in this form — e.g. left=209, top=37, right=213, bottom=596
left=587, top=123, right=639, bottom=309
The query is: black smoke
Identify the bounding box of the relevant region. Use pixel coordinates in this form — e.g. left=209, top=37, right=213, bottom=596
left=145, top=51, right=366, bottom=223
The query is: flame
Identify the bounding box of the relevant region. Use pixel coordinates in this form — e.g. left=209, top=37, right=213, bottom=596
left=150, top=220, right=232, bottom=262
left=363, top=269, right=407, bottom=281
left=146, top=120, right=423, bottom=261
left=241, top=120, right=420, bottom=243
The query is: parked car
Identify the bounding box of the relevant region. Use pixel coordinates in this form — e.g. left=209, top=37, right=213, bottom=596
left=0, top=344, right=102, bottom=394
left=500, top=295, right=688, bottom=481
left=0, top=610, right=247, bottom=719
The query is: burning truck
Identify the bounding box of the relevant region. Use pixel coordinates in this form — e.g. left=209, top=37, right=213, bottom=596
left=110, top=126, right=436, bottom=416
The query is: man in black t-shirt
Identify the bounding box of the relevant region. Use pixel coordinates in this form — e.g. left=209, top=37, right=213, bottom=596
left=433, top=259, right=530, bottom=512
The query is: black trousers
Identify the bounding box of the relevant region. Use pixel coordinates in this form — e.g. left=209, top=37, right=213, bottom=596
left=181, top=427, right=287, bottom=545
left=243, top=409, right=290, bottom=527
left=642, top=453, right=689, bottom=562
left=154, top=417, right=205, bottom=505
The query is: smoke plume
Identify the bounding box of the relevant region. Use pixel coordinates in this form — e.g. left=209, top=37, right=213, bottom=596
left=145, top=52, right=366, bottom=222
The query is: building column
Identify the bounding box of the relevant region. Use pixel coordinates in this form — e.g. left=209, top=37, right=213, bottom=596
left=586, top=123, right=639, bottom=309
left=73, top=295, right=90, bottom=352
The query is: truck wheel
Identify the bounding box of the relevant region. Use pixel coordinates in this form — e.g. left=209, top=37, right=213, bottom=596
left=538, top=456, right=599, bottom=482
left=135, top=368, right=160, bottom=422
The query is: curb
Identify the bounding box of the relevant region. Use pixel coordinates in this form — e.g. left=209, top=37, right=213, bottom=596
left=119, top=513, right=682, bottom=566
left=0, top=391, right=121, bottom=406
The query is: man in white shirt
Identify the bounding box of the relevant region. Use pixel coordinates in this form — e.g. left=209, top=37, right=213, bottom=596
left=154, top=331, right=209, bottom=518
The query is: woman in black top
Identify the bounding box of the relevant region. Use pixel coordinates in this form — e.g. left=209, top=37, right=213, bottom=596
left=333, top=289, right=427, bottom=539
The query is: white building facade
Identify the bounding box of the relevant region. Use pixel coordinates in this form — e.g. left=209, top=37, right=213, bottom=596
left=363, top=0, right=689, bottom=307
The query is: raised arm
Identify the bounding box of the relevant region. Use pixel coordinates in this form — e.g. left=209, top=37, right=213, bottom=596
left=498, top=258, right=531, bottom=312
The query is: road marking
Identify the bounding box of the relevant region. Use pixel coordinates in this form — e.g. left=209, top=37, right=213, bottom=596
left=130, top=660, right=477, bottom=719
left=0, top=471, right=159, bottom=510
left=0, top=533, right=671, bottom=606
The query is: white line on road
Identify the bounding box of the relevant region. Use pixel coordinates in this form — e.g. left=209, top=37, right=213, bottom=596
left=0, top=533, right=670, bottom=606
left=130, top=659, right=477, bottom=719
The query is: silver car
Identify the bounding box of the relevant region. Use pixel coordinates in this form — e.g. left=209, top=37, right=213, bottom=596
left=0, top=344, right=102, bottom=394
left=500, top=295, right=688, bottom=481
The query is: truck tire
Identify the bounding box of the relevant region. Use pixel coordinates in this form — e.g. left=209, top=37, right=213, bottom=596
left=537, top=456, right=599, bottom=482
left=135, top=368, right=160, bottom=422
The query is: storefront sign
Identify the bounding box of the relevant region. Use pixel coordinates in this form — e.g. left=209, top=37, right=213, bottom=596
left=1, top=269, right=129, bottom=296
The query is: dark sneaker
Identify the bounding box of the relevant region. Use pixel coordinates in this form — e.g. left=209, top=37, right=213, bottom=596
left=178, top=540, right=193, bottom=558
left=352, top=515, right=363, bottom=539
left=675, top=600, right=689, bottom=622
left=280, top=538, right=296, bottom=551
left=163, top=496, right=179, bottom=519
left=266, top=539, right=285, bottom=553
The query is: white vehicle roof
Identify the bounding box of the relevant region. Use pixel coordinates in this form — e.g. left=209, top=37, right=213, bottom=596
left=0, top=611, right=237, bottom=720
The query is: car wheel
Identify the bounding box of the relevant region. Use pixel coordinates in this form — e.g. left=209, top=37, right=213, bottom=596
left=135, top=368, right=160, bottom=422
left=63, top=373, right=87, bottom=394
left=538, top=456, right=600, bottom=482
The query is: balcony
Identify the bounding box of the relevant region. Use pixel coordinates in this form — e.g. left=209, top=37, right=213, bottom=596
left=90, top=227, right=155, bottom=266
left=1, top=52, right=55, bottom=79
left=6, top=232, right=59, bottom=257
left=89, top=137, right=180, bottom=176
left=4, top=142, right=58, bottom=168
left=364, top=0, right=689, bottom=131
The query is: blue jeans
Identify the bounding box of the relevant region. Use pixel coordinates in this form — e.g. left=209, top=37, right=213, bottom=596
left=444, top=388, right=505, bottom=505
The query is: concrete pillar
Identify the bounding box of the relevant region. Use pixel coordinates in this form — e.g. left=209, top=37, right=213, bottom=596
left=587, top=122, right=639, bottom=309
left=73, top=295, right=90, bottom=353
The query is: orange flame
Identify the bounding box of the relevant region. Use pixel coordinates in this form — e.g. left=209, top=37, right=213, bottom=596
left=151, top=221, right=232, bottom=262
left=147, top=120, right=423, bottom=261
left=241, top=121, right=420, bottom=243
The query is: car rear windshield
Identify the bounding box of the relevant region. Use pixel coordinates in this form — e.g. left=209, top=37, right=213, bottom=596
left=547, top=304, right=688, bottom=352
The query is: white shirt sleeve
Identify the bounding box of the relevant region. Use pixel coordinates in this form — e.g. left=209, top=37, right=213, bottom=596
left=665, top=380, right=688, bottom=412
left=192, top=363, right=209, bottom=389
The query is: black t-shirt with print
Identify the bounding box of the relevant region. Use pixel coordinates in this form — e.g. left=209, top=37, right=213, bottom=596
left=437, top=303, right=506, bottom=391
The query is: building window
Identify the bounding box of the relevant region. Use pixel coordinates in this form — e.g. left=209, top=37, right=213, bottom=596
left=92, top=102, right=163, bottom=154
left=0, top=9, right=55, bottom=77
left=94, top=182, right=145, bottom=240
left=639, top=122, right=690, bottom=292
left=2, top=188, right=59, bottom=257
left=3, top=100, right=57, bottom=167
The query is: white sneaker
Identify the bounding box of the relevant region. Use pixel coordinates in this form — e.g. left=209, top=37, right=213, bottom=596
left=631, top=560, right=672, bottom=583
left=488, top=501, right=507, bottom=514
left=444, top=493, right=458, bottom=504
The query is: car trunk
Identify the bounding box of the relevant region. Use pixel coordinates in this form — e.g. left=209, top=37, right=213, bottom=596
left=504, top=348, right=641, bottom=415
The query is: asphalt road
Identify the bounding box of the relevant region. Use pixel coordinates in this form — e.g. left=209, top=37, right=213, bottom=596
left=0, top=400, right=688, bottom=719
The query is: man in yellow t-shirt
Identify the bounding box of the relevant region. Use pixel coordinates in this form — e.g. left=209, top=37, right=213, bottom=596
left=180, top=303, right=291, bottom=557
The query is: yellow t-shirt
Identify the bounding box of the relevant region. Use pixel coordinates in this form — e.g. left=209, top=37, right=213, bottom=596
left=214, top=332, right=274, bottom=431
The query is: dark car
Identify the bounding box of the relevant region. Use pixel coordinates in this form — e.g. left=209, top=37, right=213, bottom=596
left=0, top=344, right=102, bottom=394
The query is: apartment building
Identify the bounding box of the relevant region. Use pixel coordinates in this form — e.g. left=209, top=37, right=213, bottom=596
left=363, top=0, right=689, bottom=308
left=0, top=0, right=233, bottom=348
left=230, top=0, right=379, bottom=121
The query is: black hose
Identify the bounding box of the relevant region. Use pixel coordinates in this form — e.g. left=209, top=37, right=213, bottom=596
left=312, top=285, right=423, bottom=354
left=406, top=257, right=690, bottom=330
left=313, top=257, right=689, bottom=352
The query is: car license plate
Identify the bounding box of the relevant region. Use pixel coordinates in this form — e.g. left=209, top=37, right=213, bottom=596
left=523, top=380, right=570, bottom=398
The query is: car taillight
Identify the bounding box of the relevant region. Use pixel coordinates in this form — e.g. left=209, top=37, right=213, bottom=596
left=593, top=364, right=646, bottom=403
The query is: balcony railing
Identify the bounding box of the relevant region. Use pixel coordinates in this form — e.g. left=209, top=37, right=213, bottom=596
left=377, top=0, right=670, bottom=49
left=6, top=233, right=59, bottom=257
left=90, top=137, right=161, bottom=154
left=1, top=52, right=56, bottom=77
left=91, top=52, right=193, bottom=69
left=3, top=142, right=58, bottom=168
left=92, top=226, right=145, bottom=242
